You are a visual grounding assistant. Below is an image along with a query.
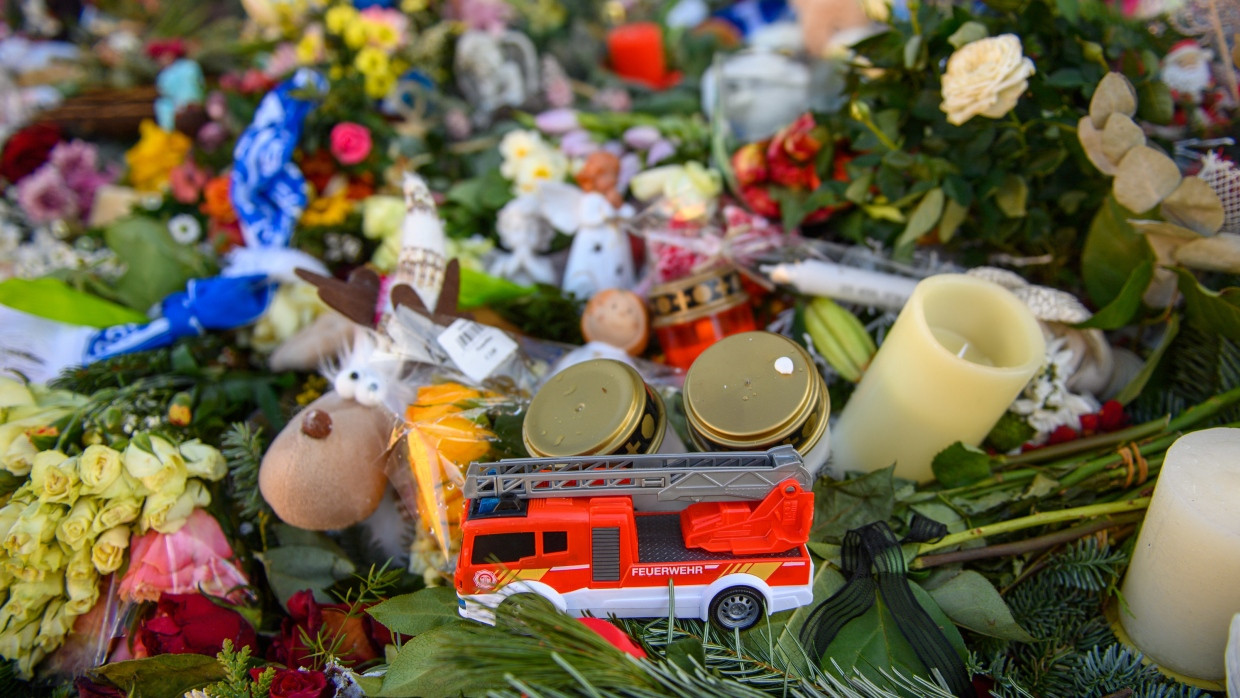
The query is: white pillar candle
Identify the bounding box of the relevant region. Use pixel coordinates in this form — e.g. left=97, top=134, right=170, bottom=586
left=1120, top=427, right=1240, bottom=682
left=829, top=274, right=1044, bottom=482
left=765, top=259, right=918, bottom=311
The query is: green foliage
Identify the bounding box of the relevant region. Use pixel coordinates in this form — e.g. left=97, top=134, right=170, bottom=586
left=488, top=284, right=586, bottom=346
left=924, top=571, right=1034, bottom=642
left=1129, top=318, right=1240, bottom=426
left=810, top=467, right=896, bottom=543
left=1043, top=645, right=1205, bottom=698
left=1038, top=538, right=1128, bottom=592
left=985, top=412, right=1037, bottom=453
left=931, top=442, right=992, bottom=488
left=222, top=422, right=270, bottom=523
left=367, top=587, right=461, bottom=637
left=199, top=640, right=274, bottom=698
left=104, top=216, right=216, bottom=311
left=299, top=562, right=402, bottom=670
left=90, top=653, right=234, bottom=697
left=257, top=525, right=357, bottom=608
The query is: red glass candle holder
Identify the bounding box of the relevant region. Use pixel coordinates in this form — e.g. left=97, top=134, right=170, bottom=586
left=649, top=267, right=757, bottom=370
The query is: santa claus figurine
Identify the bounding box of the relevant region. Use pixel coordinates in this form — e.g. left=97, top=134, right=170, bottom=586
left=1162, top=40, right=1215, bottom=104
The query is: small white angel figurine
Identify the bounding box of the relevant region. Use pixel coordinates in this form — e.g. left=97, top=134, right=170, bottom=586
left=488, top=195, right=558, bottom=286
left=536, top=182, right=635, bottom=299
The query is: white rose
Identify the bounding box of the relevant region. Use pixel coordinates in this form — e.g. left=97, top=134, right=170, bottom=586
left=940, top=34, right=1036, bottom=126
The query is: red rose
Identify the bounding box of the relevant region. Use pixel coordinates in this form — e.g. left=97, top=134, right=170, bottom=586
left=268, top=590, right=393, bottom=669
left=139, top=593, right=257, bottom=657
left=1, top=123, right=62, bottom=184
left=250, top=668, right=332, bottom=698
left=330, top=122, right=373, bottom=166
left=74, top=677, right=126, bottom=698
left=768, top=113, right=822, bottom=164
left=740, top=185, right=781, bottom=218
left=731, top=142, right=768, bottom=188
left=146, top=38, right=187, bottom=62
left=767, top=153, right=820, bottom=190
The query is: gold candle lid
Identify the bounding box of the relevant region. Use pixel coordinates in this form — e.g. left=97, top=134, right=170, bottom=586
left=523, top=359, right=666, bottom=457
left=683, top=331, right=827, bottom=450
left=648, top=266, right=749, bottom=328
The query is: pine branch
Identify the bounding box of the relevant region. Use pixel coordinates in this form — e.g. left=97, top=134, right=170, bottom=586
left=1038, top=538, right=1128, bottom=592
left=221, top=422, right=271, bottom=523
left=1044, top=645, right=1206, bottom=698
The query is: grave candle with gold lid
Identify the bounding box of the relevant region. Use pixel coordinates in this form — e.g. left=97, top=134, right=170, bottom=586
left=648, top=266, right=757, bottom=370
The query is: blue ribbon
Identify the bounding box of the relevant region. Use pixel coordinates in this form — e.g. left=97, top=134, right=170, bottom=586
left=83, top=276, right=275, bottom=361
left=230, top=68, right=328, bottom=249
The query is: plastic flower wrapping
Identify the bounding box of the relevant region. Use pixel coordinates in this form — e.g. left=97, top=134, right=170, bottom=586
left=1, top=0, right=1240, bottom=695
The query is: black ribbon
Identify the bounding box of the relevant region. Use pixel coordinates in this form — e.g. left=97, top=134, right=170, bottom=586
left=798, top=514, right=975, bottom=697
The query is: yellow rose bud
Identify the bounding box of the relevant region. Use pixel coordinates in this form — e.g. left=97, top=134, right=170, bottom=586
left=0, top=577, right=60, bottom=629
left=56, top=498, right=100, bottom=551
left=0, top=615, right=40, bottom=662
left=30, top=451, right=80, bottom=505
left=1, top=434, right=38, bottom=476
left=123, top=437, right=188, bottom=496
left=91, top=497, right=142, bottom=536
left=91, top=526, right=130, bottom=574
left=65, top=547, right=97, bottom=600
left=4, top=502, right=64, bottom=557
left=78, top=445, right=123, bottom=496
left=141, top=480, right=210, bottom=534
left=0, top=502, right=23, bottom=541
left=38, top=599, right=75, bottom=651
left=180, top=440, right=227, bottom=481
left=28, top=541, right=67, bottom=572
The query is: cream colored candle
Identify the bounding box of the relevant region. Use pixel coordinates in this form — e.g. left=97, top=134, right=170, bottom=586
left=1120, top=427, right=1240, bottom=682
left=829, top=274, right=1044, bottom=482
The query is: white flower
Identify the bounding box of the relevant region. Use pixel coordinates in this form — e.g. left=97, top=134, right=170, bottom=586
left=513, top=149, right=568, bottom=195
left=1010, top=337, right=1099, bottom=442
left=499, top=130, right=546, bottom=179
left=940, top=34, right=1036, bottom=126
left=167, top=214, right=202, bottom=245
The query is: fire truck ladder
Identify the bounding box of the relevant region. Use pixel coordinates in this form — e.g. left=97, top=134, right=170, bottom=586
left=464, top=445, right=810, bottom=503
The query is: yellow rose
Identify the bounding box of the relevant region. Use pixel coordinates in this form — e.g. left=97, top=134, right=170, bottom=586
left=343, top=21, right=369, bottom=49
left=91, top=497, right=143, bottom=536
left=65, top=547, right=98, bottom=603
left=0, top=577, right=59, bottom=628
left=123, top=436, right=187, bottom=496
left=4, top=502, right=64, bottom=557
left=96, top=470, right=145, bottom=501
left=250, top=283, right=328, bottom=353
left=28, top=541, right=66, bottom=572
left=296, top=27, right=324, bottom=64
left=91, top=526, right=130, bottom=574
left=940, top=34, right=1036, bottom=126
left=0, top=615, right=40, bottom=662
left=56, top=498, right=100, bottom=551
left=38, top=599, right=75, bottom=651
left=1, top=434, right=37, bottom=476
left=140, top=479, right=210, bottom=534
left=78, top=445, right=123, bottom=496
left=30, top=450, right=81, bottom=505
left=364, top=71, right=396, bottom=99
left=0, top=502, right=23, bottom=540
left=180, top=440, right=228, bottom=481
left=125, top=120, right=193, bottom=192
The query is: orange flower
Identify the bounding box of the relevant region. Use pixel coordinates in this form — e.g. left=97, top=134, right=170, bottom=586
left=200, top=175, right=237, bottom=225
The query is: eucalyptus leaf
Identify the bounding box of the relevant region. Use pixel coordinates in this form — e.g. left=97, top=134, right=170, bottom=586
left=947, top=21, right=988, bottom=48
left=1077, top=116, right=1117, bottom=175
left=930, top=442, right=991, bottom=488
left=1136, top=80, right=1175, bottom=125
left=1116, top=313, right=1179, bottom=405
left=1100, top=113, right=1145, bottom=166
left=1089, top=72, right=1138, bottom=130
left=994, top=175, right=1028, bottom=218
left=1074, top=259, right=1152, bottom=329
left=1082, top=196, right=1154, bottom=308
left=1175, top=234, right=1240, bottom=274
left=895, top=188, right=944, bottom=249
left=937, top=199, right=969, bottom=243
left=811, top=467, right=896, bottom=542
left=91, top=654, right=227, bottom=697
left=924, top=570, right=1035, bottom=642
left=1160, top=176, right=1225, bottom=235
left=1114, top=146, right=1181, bottom=214
left=380, top=623, right=484, bottom=697
left=257, top=544, right=356, bottom=607
left=1173, top=268, right=1240, bottom=344
left=367, top=587, right=462, bottom=637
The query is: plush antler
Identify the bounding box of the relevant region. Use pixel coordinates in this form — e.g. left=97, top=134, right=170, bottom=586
left=295, top=266, right=382, bottom=329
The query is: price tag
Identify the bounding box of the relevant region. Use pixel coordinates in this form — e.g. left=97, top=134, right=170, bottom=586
left=435, top=318, right=518, bottom=384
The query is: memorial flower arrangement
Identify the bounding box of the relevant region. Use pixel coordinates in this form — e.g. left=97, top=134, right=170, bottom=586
left=1, top=0, right=1240, bottom=694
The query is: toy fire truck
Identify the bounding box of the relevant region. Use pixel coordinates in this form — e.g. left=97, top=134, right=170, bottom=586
left=454, top=445, right=815, bottom=631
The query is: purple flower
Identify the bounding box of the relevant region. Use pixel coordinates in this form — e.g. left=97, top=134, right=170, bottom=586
left=444, top=109, right=472, bottom=140
left=206, top=91, right=227, bottom=121
left=646, top=139, right=675, bottom=166
left=622, top=125, right=660, bottom=150
left=17, top=165, right=79, bottom=224
left=560, top=130, right=598, bottom=158
left=618, top=153, right=642, bottom=194
left=198, top=122, right=228, bottom=150
left=456, top=0, right=512, bottom=33
left=64, top=168, right=114, bottom=216
left=602, top=140, right=625, bottom=157
left=593, top=88, right=631, bottom=113
left=535, top=108, right=579, bottom=135
left=48, top=140, right=99, bottom=177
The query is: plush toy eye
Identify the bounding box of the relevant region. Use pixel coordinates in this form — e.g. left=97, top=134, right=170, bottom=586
left=334, top=371, right=357, bottom=398
left=356, top=378, right=385, bottom=408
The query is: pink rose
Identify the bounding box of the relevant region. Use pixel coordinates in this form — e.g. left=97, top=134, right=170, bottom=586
left=118, top=509, right=250, bottom=603
left=330, top=122, right=372, bottom=166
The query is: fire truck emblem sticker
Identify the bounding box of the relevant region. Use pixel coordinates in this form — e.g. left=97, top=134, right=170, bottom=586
left=474, top=569, right=498, bottom=590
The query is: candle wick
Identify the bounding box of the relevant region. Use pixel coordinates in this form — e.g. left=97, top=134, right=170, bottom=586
left=957, top=343, right=969, bottom=359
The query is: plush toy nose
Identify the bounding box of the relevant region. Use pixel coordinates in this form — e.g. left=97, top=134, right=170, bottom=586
left=301, top=409, right=332, bottom=438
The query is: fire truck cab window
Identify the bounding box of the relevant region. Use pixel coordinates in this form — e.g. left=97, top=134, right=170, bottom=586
left=471, top=532, right=536, bottom=564
left=543, top=531, right=568, bottom=554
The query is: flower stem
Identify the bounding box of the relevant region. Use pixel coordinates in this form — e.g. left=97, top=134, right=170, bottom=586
left=916, top=497, right=1150, bottom=555
left=911, top=512, right=1144, bottom=569
left=996, top=417, right=1168, bottom=467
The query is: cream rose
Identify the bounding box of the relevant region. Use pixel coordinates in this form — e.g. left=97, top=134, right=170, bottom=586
left=30, top=451, right=81, bottom=505
left=4, top=502, right=63, bottom=557
left=940, top=34, right=1036, bottom=126
left=91, top=497, right=143, bottom=535
left=65, top=547, right=98, bottom=601
left=2, top=434, right=38, bottom=477
left=123, top=437, right=187, bottom=496
left=56, top=498, right=100, bottom=552
left=140, top=479, right=210, bottom=534
left=91, top=525, right=131, bottom=574
left=78, top=445, right=123, bottom=495
left=39, top=599, right=75, bottom=648
left=180, top=440, right=228, bottom=481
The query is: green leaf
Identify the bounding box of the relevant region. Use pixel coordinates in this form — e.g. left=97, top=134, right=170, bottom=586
left=845, top=170, right=875, bottom=204
left=931, top=442, right=992, bottom=488
left=380, top=623, right=484, bottom=697
left=903, top=35, right=925, bottom=70
left=457, top=267, right=534, bottom=309
left=0, top=278, right=148, bottom=327
left=923, top=570, right=1036, bottom=642
left=1075, top=260, right=1153, bottom=329
left=1116, top=313, right=1180, bottom=405
left=1082, top=196, right=1154, bottom=308
left=367, top=587, right=462, bottom=637
left=91, top=654, right=225, bottom=697
left=1137, top=81, right=1175, bottom=125
left=257, top=541, right=356, bottom=608
left=664, top=637, right=707, bottom=671
left=947, top=21, right=988, bottom=49
left=1055, top=0, right=1080, bottom=24
left=895, top=188, right=945, bottom=250
left=1172, top=268, right=1240, bottom=343
left=937, top=199, right=969, bottom=244
left=105, top=216, right=214, bottom=311
left=820, top=583, right=966, bottom=689
left=994, top=175, right=1028, bottom=218
left=811, top=467, right=896, bottom=543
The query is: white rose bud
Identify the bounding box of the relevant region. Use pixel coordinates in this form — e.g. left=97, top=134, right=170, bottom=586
left=940, top=34, right=1036, bottom=126
left=180, top=440, right=227, bottom=481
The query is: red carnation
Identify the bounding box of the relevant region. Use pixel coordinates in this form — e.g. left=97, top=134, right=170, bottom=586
left=1, top=123, right=62, bottom=185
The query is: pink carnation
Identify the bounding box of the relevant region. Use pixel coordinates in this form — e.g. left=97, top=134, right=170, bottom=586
left=17, top=165, right=78, bottom=223
left=169, top=161, right=210, bottom=204
left=49, top=140, right=99, bottom=176
left=330, top=122, right=373, bottom=166
left=118, top=509, right=250, bottom=604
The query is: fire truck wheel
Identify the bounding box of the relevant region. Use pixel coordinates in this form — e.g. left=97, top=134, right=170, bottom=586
left=709, top=586, right=764, bottom=631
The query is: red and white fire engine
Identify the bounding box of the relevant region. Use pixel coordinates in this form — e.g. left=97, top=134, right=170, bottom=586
left=454, top=445, right=815, bottom=631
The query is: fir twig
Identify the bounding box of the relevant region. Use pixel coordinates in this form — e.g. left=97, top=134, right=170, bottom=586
left=221, top=422, right=270, bottom=523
